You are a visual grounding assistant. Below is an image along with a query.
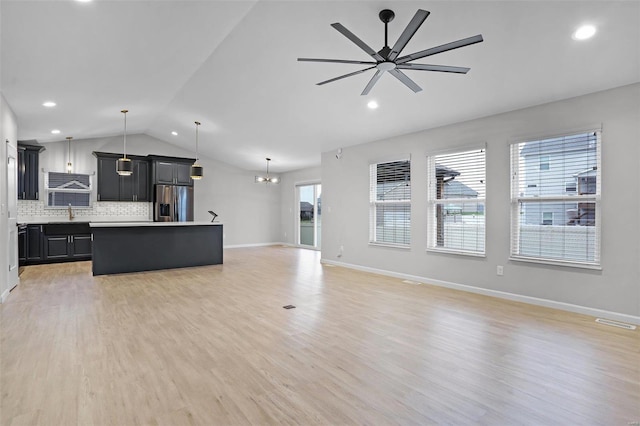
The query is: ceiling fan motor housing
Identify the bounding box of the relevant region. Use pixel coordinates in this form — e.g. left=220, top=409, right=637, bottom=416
left=379, top=9, right=395, bottom=23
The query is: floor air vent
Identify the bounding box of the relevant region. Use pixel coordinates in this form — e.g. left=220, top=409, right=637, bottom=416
left=283, top=305, right=296, bottom=309
left=595, top=318, right=636, bottom=330
left=402, top=280, right=421, bottom=285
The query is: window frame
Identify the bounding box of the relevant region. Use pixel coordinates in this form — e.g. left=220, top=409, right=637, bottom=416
left=369, top=158, right=411, bottom=248
left=44, top=170, right=93, bottom=209
left=509, top=130, right=602, bottom=269
left=426, top=145, right=486, bottom=257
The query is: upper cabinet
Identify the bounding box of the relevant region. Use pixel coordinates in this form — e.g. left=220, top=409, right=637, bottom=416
left=148, top=155, right=195, bottom=186
left=94, top=152, right=195, bottom=201
left=18, top=144, right=45, bottom=200
left=94, top=152, right=150, bottom=202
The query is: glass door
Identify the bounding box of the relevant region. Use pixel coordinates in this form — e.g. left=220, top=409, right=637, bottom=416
left=297, top=183, right=321, bottom=249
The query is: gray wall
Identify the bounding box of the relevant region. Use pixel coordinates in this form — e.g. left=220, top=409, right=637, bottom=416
left=36, top=134, right=282, bottom=247
left=1, top=94, right=18, bottom=300
left=321, top=83, right=640, bottom=318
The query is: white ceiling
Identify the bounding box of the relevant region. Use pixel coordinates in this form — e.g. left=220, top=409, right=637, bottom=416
left=2, top=1, right=639, bottom=173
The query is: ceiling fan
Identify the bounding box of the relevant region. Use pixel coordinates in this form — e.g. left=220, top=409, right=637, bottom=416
left=298, top=9, right=483, bottom=95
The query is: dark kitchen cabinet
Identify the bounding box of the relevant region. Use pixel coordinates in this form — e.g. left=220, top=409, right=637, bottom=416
left=43, top=234, right=92, bottom=260
left=96, top=156, right=121, bottom=201
left=44, top=235, right=72, bottom=259
left=149, top=156, right=194, bottom=186
left=42, top=223, right=92, bottom=261
left=95, top=152, right=149, bottom=201
left=18, top=225, right=27, bottom=265
left=18, top=144, right=45, bottom=200
left=120, top=159, right=150, bottom=202
left=26, top=224, right=43, bottom=262
left=21, top=223, right=91, bottom=264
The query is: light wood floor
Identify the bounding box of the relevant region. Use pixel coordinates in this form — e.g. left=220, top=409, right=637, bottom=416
left=1, top=247, right=638, bottom=425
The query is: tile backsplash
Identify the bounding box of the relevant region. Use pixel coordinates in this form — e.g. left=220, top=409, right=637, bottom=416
left=18, top=200, right=151, bottom=222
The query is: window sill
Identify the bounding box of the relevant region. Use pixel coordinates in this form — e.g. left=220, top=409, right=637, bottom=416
left=426, top=248, right=486, bottom=258
left=509, top=255, right=602, bottom=270
left=368, top=242, right=411, bottom=250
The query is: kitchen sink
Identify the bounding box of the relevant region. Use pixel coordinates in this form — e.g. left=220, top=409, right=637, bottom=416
left=43, top=222, right=91, bottom=235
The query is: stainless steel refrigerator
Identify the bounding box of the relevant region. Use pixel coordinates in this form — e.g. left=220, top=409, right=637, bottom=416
left=154, top=185, right=194, bottom=222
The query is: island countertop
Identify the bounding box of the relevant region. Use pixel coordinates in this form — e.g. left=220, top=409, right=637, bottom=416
left=90, top=221, right=222, bottom=227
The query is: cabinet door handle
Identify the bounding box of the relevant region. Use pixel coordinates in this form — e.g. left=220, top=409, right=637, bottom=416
left=35, top=192, right=38, bottom=199
left=98, top=194, right=101, bottom=201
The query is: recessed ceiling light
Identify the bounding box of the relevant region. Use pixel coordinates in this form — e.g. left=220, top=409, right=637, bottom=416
left=51, top=129, right=61, bottom=134
left=76, top=0, right=92, bottom=2
left=367, top=100, right=379, bottom=109
left=573, top=25, right=596, bottom=40
left=43, top=101, right=56, bottom=107
left=171, top=131, right=178, bottom=136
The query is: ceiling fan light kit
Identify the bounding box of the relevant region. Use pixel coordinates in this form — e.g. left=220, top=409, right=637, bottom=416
left=298, top=9, right=483, bottom=95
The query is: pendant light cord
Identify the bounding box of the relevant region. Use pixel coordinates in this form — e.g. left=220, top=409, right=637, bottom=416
left=66, top=136, right=72, bottom=173
left=121, top=109, right=128, bottom=159
left=195, top=121, right=201, bottom=161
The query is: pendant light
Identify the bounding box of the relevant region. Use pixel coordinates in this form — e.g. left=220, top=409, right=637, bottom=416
left=66, top=136, right=73, bottom=173
left=190, top=121, right=203, bottom=180
left=116, top=109, right=133, bottom=176
left=255, top=157, right=279, bottom=184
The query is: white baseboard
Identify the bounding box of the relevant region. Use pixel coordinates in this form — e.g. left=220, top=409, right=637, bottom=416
left=1, top=288, right=10, bottom=304
left=321, top=258, right=640, bottom=326
left=224, top=242, right=287, bottom=249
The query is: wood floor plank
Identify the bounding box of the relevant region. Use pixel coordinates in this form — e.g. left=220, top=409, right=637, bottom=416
left=1, top=247, right=638, bottom=425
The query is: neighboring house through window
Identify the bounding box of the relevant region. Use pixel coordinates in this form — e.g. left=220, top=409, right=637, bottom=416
left=369, top=159, right=411, bottom=246
left=427, top=147, right=486, bottom=255
left=510, top=131, right=601, bottom=266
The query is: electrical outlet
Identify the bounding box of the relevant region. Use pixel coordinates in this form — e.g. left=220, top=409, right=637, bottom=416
left=496, top=265, right=504, bottom=276
left=284, top=231, right=287, bottom=238
left=337, top=245, right=344, bottom=258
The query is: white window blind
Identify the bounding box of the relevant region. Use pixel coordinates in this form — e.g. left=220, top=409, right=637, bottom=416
left=369, top=159, right=411, bottom=246
left=45, top=171, right=93, bottom=208
left=510, top=131, right=601, bottom=266
left=427, top=148, right=486, bottom=255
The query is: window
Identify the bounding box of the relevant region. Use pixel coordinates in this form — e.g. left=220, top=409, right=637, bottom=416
left=369, top=159, right=411, bottom=246
left=539, top=155, right=550, bottom=170
left=511, top=131, right=600, bottom=266
left=427, top=147, right=485, bottom=255
left=45, top=171, right=93, bottom=208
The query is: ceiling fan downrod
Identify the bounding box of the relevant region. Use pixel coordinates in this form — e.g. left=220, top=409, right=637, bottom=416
left=379, top=9, right=395, bottom=53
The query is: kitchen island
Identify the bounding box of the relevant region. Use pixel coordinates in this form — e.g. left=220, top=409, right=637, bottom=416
left=90, top=222, right=222, bottom=276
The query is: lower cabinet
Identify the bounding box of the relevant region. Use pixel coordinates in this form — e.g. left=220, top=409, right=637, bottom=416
left=18, top=226, right=27, bottom=265
left=44, top=234, right=92, bottom=261
left=26, top=225, right=44, bottom=262
left=21, top=223, right=92, bottom=265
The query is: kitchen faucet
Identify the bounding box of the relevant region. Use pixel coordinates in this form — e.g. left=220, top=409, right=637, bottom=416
left=68, top=204, right=75, bottom=221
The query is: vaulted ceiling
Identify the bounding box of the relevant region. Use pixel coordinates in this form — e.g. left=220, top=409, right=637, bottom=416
left=2, top=1, right=638, bottom=173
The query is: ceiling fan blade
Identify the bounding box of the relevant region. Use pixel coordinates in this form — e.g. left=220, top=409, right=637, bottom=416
left=361, top=69, right=384, bottom=96
left=388, top=69, right=422, bottom=93
left=396, top=64, right=470, bottom=73
left=396, top=34, right=484, bottom=64
left=388, top=9, right=430, bottom=61
left=331, top=23, right=385, bottom=61
left=317, top=66, right=376, bottom=86
left=298, top=58, right=377, bottom=65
